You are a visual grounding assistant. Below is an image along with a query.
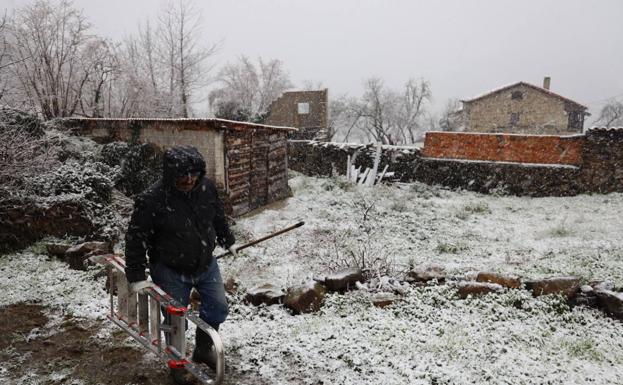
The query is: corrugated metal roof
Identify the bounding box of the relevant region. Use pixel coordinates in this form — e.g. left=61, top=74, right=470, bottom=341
left=64, top=117, right=298, bottom=132
left=461, top=81, right=589, bottom=110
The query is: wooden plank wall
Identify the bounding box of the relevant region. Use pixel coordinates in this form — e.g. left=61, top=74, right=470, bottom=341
left=226, top=129, right=290, bottom=216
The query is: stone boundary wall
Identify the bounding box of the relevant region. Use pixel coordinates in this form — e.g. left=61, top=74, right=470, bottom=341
left=422, top=131, right=584, bottom=165
left=63, top=118, right=294, bottom=216
left=580, top=128, right=623, bottom=194
left=414, top=159, right=582, bottom=196
left=288, top=140, right=421, bottom=182
left=289, top=128, right=623, bottom=196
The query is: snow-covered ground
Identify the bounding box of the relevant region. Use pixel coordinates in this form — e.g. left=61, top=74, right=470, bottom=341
left=228, top=174, right=623, bottom=287
left=2, top=174, right=623, bottom=384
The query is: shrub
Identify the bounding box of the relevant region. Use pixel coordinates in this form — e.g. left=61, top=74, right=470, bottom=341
left=99, top=142, right=163, bottom=196
left=26, top=160, right=116, bottom=204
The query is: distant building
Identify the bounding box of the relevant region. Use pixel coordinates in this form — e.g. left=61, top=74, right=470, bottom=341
left=264, top=89, right=329, bottom=140
left=461, top=78, right=589, bottom=134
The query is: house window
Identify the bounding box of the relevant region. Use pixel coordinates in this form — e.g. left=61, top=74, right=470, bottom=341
left=510, top=112, right=520, bottom=126
left=568, top=111, right=583, bottom=130
left=297, top=102, right=310, bottom=114
left=511, top=91, right=523, bottom=100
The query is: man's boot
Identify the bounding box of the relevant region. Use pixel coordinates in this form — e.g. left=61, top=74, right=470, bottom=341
left=192, top=328, right=217, bottom=370
left=170, top=368, right=195, bottom=385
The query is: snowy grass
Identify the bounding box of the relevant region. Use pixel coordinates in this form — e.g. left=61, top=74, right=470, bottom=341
left=2, top=174, right=623, bottom=384
left=225, top=175, right=623, bottom=288
left=223, top=287, right=623, bottom=385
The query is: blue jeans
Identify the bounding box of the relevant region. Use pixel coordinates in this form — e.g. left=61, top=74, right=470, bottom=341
left=150, top=259, right=229, bottom=328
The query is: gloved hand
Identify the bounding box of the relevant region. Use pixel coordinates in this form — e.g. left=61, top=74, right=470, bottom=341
left=217, top=232, right=236, bottom=249
left=129, top=280, right=155, bottom=294
left=228, top=245, right=239, bottom=259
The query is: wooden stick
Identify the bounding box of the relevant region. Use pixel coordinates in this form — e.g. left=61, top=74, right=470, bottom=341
left=216, top=221, right=305, bottom=259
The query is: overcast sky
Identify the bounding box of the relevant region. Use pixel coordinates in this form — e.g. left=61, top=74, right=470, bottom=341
left=3, top=0, right=623, bottom=119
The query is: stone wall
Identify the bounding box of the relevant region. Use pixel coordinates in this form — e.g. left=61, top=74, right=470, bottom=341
left=288, top=141, right=421, bottom=182
left=64, top=118, right=294, bottom=216
left=422, top=131, right=584, bottom=165
left=414, top=158, right=582, bottom=196
left=463, top=83, right=586, bottom=135
left=289, top=128, right=623, bottom=197
left=265, top=90, right=329, bottom=141
left=580, top=128, right=623, bottom=193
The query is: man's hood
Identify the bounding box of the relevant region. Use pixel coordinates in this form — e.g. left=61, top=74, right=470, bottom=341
left=162, top=146, right=206, bottom=188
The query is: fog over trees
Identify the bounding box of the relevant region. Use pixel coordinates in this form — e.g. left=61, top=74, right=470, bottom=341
left=209, top=56, right=292, bottom=123
left=595, top=99, right=623, bottom=127
left=0, top=0, right=453, bottom=144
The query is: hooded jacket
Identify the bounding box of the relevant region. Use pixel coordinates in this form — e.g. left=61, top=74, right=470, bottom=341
left=125, top=146, right=235, bottom=283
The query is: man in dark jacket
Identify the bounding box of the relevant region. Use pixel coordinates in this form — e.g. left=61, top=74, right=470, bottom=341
left=125, top=146, right=235, bottom=384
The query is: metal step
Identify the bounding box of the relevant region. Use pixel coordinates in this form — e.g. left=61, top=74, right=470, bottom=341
left=91, top=254, right=224, bottom=385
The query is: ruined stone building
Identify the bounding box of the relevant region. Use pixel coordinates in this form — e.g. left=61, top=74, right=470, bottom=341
left=461, top=78, right=589, bottom=134
left=264, top=89, right=329, bottom=140
left=65, top=118, right=295, bottom=217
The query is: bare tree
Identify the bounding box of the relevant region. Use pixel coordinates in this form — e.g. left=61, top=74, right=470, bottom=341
left=438, top=98, right=464, bottom=132
left=595, top=99, right=623, bottom=127
left=78, top=39, right=121, bottom=117
left=209, top=55, right=292, bottom=122
left=0, top=13, right=11, bottom=102
left=329, top=94, right=365, bottom=142
left=111, top=22, right=168, bottom=117
left=4, top=0, right=98, bottom=118
left=394, top=78, right=432, bottom=143
left=157, top=0, right=217, bottom=117
left=333, top=77, right=432, bottom=145
left=107, top=1, right=217, bottom=118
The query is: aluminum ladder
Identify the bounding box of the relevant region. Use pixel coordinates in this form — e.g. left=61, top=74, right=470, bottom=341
left=91, top=254, right=224, bottom=385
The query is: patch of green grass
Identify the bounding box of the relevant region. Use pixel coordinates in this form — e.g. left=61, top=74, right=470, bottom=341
left=435, top=242, right=469, bottom=254
left=455, top=202, right=491, bottom=220
left=548, top=222, right=571, bottom=237
left=390, top=200, right=408, bottom=212
left=464, top=201, right=491, bottom=214
left=561, top=338, right=605, bottom=362
left=23, top=240, right=49, bottom=255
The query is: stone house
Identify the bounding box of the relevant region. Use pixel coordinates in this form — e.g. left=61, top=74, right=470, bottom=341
left=64, top=118, right=296, bottom=217
left=264, top=89, right=329, bottom=140
left=461, top=78, right=589, bottom=134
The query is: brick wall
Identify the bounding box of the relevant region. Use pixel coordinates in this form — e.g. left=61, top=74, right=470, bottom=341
left=422, top=131, right=584, bottom=165
left=265, top=89, right=329, bottom=140
left=64, top=118, right=293, bottom=216
left=463, top=83, right=586, bottom=134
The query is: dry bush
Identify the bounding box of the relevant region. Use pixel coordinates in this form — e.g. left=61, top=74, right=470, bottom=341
left=319, top=195, right=397, bottom=280
left=0, top=116, right=60, bottom=189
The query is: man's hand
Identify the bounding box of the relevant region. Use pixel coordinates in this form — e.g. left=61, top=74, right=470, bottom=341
left=129, top=280, right=155, bottom=294
left=217, top=232, right=236, bottom=250
left=228, top=245, right=239, bottom=259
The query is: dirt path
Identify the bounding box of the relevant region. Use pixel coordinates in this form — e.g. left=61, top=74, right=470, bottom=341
left=0, top=303, right=170, bottom=385
left=0, top=303, right=271, bottom=385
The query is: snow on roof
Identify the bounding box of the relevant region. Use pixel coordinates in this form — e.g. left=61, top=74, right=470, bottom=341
left=289, top=140, right=421, bottom=152
left=461, top=81, right=589, bottom=110
left=588, top=126, right=623, bottom=132
left=420, top=156, right=581, bottom=169
left=425, top=130, right=585, bottom=139
left=65, top=117, right=298, bottom=132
